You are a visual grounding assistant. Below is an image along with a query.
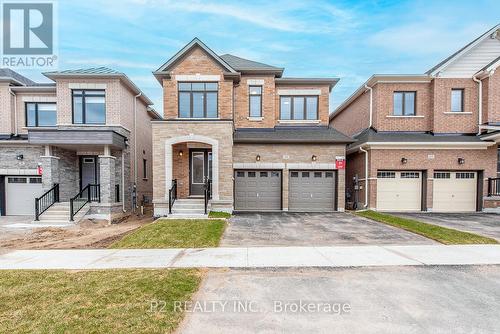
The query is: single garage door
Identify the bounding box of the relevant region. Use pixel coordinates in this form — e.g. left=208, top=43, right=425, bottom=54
left=289, top=170, right=336, bottom=212
left=5, top=176, right=43, bottom=215
left=433, top=171, right=477, bottom=212
left=376, top=171, right=422, bottom=211
left=234, top=170, right=281, bottom=211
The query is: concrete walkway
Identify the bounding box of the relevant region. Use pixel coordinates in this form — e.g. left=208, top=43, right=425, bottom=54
left=0, top=245, right=499, bottom=269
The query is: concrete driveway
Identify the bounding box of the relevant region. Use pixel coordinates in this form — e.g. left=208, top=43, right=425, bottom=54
left=394, top=213, right=500, bottom=241
left=221, top=213, right=436, bottom=246
left=179, top=266, right=500, bottom=334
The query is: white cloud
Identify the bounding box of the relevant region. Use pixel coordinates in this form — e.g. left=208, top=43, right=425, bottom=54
left=369, top=21, right=489, bottom=55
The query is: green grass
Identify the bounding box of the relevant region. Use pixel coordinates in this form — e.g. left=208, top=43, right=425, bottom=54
left=208, top=211, right=231, bottom=219
left=356, top=210, right=498, bottom=245
left=110, top=219, right=226, bottom=248
left=0, top=269, right=201, bottom=334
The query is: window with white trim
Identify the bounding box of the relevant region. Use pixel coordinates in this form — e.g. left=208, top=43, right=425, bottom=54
left=456, top=172, right=475, bottom=179
left=434, top=172, right=451, bottom=179
left=451, top=89, right=464, bottom=112
left=401, top=172, right=420, bottom=179
left=393, top=92, right=416, bottom=116
left=280, top=96, right=318, bottom=120
left=249, top=86, right=262, bottom=117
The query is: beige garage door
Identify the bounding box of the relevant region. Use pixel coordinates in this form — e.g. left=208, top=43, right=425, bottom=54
left=5, top=176, right=43, bottom=215
left=433, top=172, right=477, bottom=212
left=376, top=171, right=422, bottom=211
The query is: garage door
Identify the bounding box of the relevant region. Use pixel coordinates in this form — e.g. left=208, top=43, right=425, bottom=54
left=433, top=171, right=477, bottom=212
left=289, top=170, right=336, bottom=212
left=5, top=176, right=43, bottom=215
left=376, top=171, right=422, bottom=211
left=234, top=170, right=281, bottom=211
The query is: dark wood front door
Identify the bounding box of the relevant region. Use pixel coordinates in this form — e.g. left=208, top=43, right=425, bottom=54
left=189, top=149, right=212, bottom=196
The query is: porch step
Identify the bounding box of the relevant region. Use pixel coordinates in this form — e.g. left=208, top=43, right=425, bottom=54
left=34, top=202, right=90, bottom=224
left=170, top=198, right=209, bottom=217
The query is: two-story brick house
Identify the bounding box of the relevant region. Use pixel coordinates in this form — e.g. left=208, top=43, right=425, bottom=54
left=152, top=38, right=352, bottom=216
left=330, top=24, right=500, bottom=213
left=0, top=67, right=160, bottom=222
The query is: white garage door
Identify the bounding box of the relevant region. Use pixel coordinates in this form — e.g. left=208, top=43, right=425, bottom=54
left=433, top=172, right=477, bottom=212
left=376, top=171, right=422, bottom=211
left=5, top=176, right=43, bottom=215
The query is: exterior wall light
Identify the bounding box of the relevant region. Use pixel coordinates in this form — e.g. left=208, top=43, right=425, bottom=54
left=256, top=155, right=261, bottom=162
left=458, top=157, right=465, bottom=165
left=179, top=150, right=183, bottom=157
left=401, top=157, right=408, bottom=164
left=312, top=155, right=317, bottom=161
left=16, top=154, right=23, bottom=160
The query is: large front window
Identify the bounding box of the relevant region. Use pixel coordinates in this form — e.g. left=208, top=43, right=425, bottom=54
left=26, top=102, right=57, bottom=127
left=280, top=96, right=318, bottom=120
left=178, top=82, right=218, bottom=118
left=393, top=91, right=415, bottom=116
left=72, top=90, right=106, bottom=124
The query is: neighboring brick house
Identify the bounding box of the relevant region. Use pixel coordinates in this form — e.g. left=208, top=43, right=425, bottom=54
left=152, top=38, right=353, bottom=217
left=330, top=24, right=500, bottom=212
left=0, top=67, right=160, bottom=222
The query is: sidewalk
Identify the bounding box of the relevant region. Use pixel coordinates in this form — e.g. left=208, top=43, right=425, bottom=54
left=0, top=245, right=499, bottom=270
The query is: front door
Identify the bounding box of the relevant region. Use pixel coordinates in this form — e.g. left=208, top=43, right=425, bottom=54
left=80, top=156, right=99, bottom=190
left=189, top=149, right=212, bottom=196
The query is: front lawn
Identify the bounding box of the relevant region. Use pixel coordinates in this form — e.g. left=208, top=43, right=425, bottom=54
left=356, top=210, right=498, bottom=245
left=208, top=211, right=231, bottom=219
left=110, top=219, right=226, bottom=248
left=0, top=269, right=201, bottom=334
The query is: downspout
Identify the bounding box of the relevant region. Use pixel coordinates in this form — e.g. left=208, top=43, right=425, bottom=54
left=133, top=92, right=142, bottom=209
left=472, top=74, right=482, bottom=135
left=121, top=150, right=126, bottom=212
left=364, top=84, right=373, bottom=128
left=359, top=146, right=369, bottom=208
left=9, top=88, right=17, bottom=136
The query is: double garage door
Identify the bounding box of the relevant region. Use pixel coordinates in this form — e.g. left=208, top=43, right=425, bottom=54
left=3, top=176, right=43, bottom=215
left=376, top=171, right=477, bottom=212
left=234, top=170, right=336, bottom=212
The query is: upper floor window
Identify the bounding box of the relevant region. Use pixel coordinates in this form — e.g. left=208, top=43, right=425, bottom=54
left=393, top=91, right=415, bottom=116
left=72, top=90, right=106, bottom=124
left=26, top=102, right=56, bottom=127
left=178, top=82, right=218, bottom=118
left=249, top=86, right=262, bottom=117
left=280, top=96, right=318, bottom=120
left=451, top=89, right=464, bottom=112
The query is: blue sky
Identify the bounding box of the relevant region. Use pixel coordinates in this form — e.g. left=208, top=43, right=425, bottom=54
left=18, top=0, right=500, bottom=112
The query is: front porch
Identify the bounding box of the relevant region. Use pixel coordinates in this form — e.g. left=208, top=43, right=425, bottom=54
left=36, top=144, right=128, bottom=223
left=151, top=121, right=234, bottom=217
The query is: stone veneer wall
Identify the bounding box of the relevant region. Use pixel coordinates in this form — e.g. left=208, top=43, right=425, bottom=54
left=152, top=121, right=234, bottom=215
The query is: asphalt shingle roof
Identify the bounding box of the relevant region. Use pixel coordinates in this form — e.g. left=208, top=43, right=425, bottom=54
left=0, top=68, right=36, bottom=86
left=219, top=54, right=283, bottom=71
left=350, top=128, right=484, bottom=149
left=234, top=126, right=354, bottom=144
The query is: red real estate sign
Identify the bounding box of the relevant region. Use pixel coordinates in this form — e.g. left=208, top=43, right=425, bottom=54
left=37, top=165, right=43, bottom=175
left=336, top=160, right=345, bottom=169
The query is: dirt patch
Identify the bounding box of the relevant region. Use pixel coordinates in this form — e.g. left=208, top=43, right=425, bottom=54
left=0, top=214, right=153, bottom=250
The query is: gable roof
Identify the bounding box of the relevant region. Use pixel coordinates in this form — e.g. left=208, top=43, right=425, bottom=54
left=44, top=67, right=153, bottom=105
left=0, top=68, right=36, bottom=86
left=220, top=54, right=283, bottom=75
left=153, top=38, right=238, bottom=83
left=426, top=23, right=500, bottom=76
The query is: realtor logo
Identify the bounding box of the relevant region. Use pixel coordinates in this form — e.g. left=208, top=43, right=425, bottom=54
left=1, top=1, right=57, bottom=68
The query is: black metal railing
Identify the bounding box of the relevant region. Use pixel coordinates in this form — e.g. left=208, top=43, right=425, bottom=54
left=70, top=184, right=100, bottom=221
left=34, top=183, right=59, bottom=221
left=168, top=179, right=177, bottom=214
left=203, top=178, right=212, bottom=214
left=487, top=178, right=500, bottom=196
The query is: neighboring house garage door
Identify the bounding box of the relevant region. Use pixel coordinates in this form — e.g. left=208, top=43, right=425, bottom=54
left=433, top=171, right=477, bottom=212
left=376, top=171, right=422, bottom=211
left=289, top=170, right=336, bottom=212
left=234, top=170, right=281, bottom=211
left=5, top=176, right=43, bottom=215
